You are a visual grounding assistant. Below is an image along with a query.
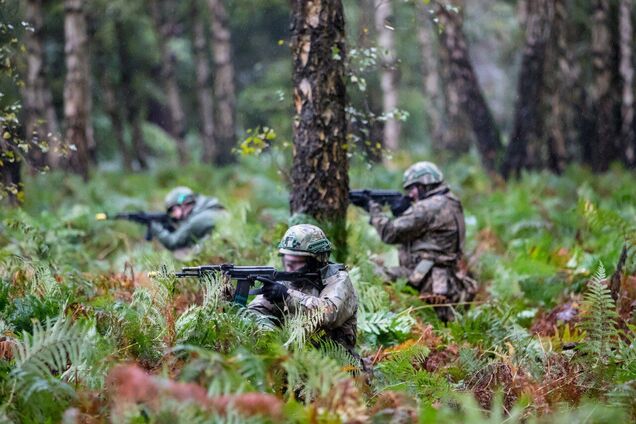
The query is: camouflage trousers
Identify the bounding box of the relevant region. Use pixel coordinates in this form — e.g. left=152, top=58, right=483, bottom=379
left=375, top=263, right=477, bottom=322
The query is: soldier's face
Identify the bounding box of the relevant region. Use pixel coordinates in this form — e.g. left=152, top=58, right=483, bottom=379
left=168, top=203, right=194, bottom=221
left=407, top=185, right=419, bottom=201
left=282, top=255, right=308, bottom=272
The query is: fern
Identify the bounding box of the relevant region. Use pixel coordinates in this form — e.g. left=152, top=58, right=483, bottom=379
left=578, top=262, right=619, bottom=365
left=282, top=306, right=325, bottom=350
left=282, top=348, right=348, bottom=404
left=358, top=309, right=415, bottom=346
left=581, top=199, right=636, bottom=247
left=11, top=316, right=86, bottom=400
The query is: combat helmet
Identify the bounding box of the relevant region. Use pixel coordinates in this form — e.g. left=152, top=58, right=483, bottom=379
left=165, top=186, right=196, bottom=210
left=278, top=224, right=332, bottom=261
left=402, top=161, right=444, bottom=189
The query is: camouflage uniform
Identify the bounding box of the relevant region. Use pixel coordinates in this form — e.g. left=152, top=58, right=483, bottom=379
left=248, top=225, right=358, bottom=352
left=150, top=187, right=224, bottom=254
left=369, top=162, right=476, bottom=321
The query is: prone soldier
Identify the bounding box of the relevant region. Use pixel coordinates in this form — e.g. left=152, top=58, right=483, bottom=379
left=149, top=186, right=225, bottom=257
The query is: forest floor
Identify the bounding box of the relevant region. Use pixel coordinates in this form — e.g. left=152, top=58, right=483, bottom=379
left=1, top=154, right=635, bottom=423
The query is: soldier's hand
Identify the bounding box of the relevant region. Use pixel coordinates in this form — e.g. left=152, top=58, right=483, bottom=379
left=257, top=277, right=289, bottom=302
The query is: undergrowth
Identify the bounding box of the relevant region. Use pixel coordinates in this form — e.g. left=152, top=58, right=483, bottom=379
left=0, top=158, right=634, bottom=422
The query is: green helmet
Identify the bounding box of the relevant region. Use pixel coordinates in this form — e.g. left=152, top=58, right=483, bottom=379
left=278, top=224, right=332, bottom=258
left=402, top=161, right=444, bottom=189
left=165, top=186, right=195, bottom=209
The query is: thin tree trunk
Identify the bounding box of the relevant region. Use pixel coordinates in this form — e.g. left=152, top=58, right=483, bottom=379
left=192, top=0, right=216, bottom=163
left=545, top=0, right=572, bottom=174
left=417, top=3, right=448, bottom=151
left=115, top=19, right=148, bottom=170
left=150, top=0, right=188, bottom=164
left=64, top=0, right=94, bottom=180
left=502, top=0, right=554, bottom=178
left=374, top=0, right=400, bottom=153
left=101, top=76, right=132, bottom=171
left=590, top=0, right=619, bottom=171
left=290, top=0, right=349, bottom=260
left=207, top=0, right=236, bottom=165
left=22, top=0, right=60, bottom=169
left=618, top=0, right=635, bottom=166
left=433, top=1, right=502, bottom=174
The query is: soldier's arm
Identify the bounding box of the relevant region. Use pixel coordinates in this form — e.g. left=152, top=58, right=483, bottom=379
left=150, top=209, right=216, bottom=250
left=369, top=201, right=433, bottom=244
left=248, top=295, right=282, bottom=324
left=284, top=271, right=356, bottom=328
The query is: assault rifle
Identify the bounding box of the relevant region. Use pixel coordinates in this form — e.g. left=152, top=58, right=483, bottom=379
left=175, top=263, right=323, bottom=306
left=96, top=211, right=173, bottom=241
left=349, top=189, right=412, bottom=217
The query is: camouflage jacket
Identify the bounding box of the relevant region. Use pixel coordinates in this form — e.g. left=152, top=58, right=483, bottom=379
left=248, top=264, right=358, bottom=351
left=370, top=183, right=466, bottom=274
left=150, top=195, right=224, bottom=251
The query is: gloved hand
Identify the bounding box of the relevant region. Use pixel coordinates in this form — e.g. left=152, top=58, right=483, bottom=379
left=256, top=276, right=289, bottom=302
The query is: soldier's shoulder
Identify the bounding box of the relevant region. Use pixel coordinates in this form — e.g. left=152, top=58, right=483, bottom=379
left=321, top=263, right=349, bottom=283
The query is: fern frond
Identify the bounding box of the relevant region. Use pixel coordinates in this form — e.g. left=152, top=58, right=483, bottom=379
left=579, top=262, right=619, bottom=365
left=11, top=316, right=86, bottom=399
left=282, top=306, right=325, bottom=350
left=581, top=199, right=636, bottom=246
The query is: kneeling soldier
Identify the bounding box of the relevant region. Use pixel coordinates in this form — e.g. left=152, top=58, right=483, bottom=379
left=369, top=161, right=477, bottom=321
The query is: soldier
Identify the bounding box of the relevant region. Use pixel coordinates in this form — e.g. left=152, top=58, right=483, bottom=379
left=150, top=186, right=225, bottom=257
left=248, top=224, right=358, bottom=354
left=368, top=161, right=477, bottom=321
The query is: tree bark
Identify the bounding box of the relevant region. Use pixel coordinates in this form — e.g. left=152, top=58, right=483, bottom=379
left=150, top=0, right=188, bottom=164
left=64, top=0, right=94, bottom=180
left=290, top=0, right=349, bottom=259
left=433, top=1, right=502, bottom=174
left=502, top=0, right=554, bottom=178
left=191, top=0, right=216, bottom=163
left=207, top=0, right=237, bottom=165
left=618, top=0, right=635, bottom=166
left=374, top=0, right=401, bottom=153
left=589, top=0, right=619, bottom=171
left=22, top=0, right=60, bottom=169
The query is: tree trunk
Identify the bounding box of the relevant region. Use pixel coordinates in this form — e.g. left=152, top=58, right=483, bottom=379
left=101, top=76, right=132, bottom=171
left=192, top=0, right=216, bottom=163
left=150, top=0, right=188, bottom=164
left=207, top=0, right=236, bottom=165
left=618, top=0, right=635, bottom=166
left=115, top=19, right=148, bottom=170
left=290, top=0, right=349, bottom=260
left=544, top=0, right=573, bottom=174
left=433, top=1, right=502, bottom=174
left=374, top=0, right=400, bottom=153
left=589, top=0, right=619, bottom=171
left=64, top=0, right=94, bottom=180
left=418, top=3, right=452, bottom=152
left=502, top=0, right=554, bottom=178
left=22, top=0, right=60, bottom=170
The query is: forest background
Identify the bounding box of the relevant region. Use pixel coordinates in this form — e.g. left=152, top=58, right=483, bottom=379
left=0, top=0, right=635, bottom=422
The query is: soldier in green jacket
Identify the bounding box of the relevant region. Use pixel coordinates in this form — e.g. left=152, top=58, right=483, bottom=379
left=368, top=162, right=477, bottom=321
left=150, top=186, right=225, bottom=256
left=248, top=224, right=359, bottom=353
